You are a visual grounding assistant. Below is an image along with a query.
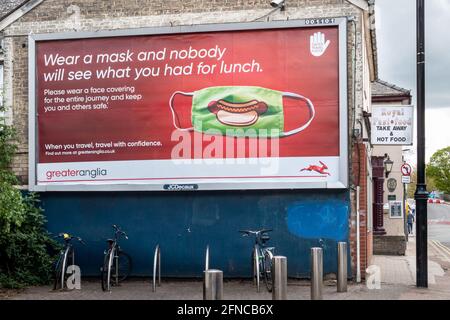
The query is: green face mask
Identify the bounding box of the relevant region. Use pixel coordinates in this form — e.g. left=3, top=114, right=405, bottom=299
left=169, top=86, right=315, bottom=138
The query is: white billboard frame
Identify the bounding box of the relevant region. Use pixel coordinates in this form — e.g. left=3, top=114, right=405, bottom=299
left=28, top=18, right=348, bottom=191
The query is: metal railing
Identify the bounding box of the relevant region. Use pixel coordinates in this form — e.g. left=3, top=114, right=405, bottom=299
left=205, top=245, right=209, bottom=271
left=152, top=244, right=161, bottom=292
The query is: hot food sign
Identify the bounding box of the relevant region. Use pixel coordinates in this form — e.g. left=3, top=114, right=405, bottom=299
left=371, top=105, right=414, bottom=145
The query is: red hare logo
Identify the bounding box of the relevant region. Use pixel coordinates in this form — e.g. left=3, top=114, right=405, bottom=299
left=301, top=161, right=330, bottom=176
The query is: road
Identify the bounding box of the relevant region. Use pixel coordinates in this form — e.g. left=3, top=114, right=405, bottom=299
left=428, top=203, right=450, bottom=248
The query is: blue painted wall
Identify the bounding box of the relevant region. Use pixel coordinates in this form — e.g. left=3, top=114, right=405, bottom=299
left=40, top=189, right=350, bottom=278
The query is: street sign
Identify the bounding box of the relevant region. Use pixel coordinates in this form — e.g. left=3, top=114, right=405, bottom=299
left=401, top=163, right=412, bottom=176
left=371, top=105, right=414, bottom=145
left=401, top=163, right=412, bottom=184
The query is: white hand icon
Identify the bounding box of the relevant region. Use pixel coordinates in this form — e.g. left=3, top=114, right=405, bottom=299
left=310, top=32, right=330, bottom=57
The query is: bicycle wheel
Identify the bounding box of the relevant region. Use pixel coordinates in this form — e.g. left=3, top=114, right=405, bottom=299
left=63, top=247, right=75, bottom=290
left=110, top=251, right=132, bottom=283
left=53, top=252, right=64, bottom=290
left=54, top=246, right=72, bottom=290
left=252, top=245, right=261, bottom=292
left=263, top=250, right=274, bottom=292
left=101, top=248, right=114, bottom=291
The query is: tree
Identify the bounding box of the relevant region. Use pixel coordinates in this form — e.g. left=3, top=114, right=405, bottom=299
left=426, top=146, right=450, bottom=194
left=0, top=105, right=58, bottom=288
left=406, top=166, right=437, bottom=199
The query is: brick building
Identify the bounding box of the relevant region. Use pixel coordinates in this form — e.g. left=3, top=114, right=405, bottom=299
left=371, top=79, right=412, bottom=255
left=1, top=0, right=379, bottom=278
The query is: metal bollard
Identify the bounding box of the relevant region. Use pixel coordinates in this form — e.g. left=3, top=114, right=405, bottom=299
left=310, top=247, right=323, bottom=300
left=272, top=256, right=287, bottom=300
left=203, top=269, right=223, bottom=300
left=337, top=242, right=347, bottom=292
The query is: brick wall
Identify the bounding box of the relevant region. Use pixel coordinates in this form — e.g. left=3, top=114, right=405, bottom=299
left=2, top=0, right=371, bottom=273
left=2, top=0, right=365, bottom=182
left=349, top=140, right=371, bottom=278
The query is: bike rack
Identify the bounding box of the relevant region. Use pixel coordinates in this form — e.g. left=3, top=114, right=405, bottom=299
left=152, top=244, right=161, bottom=292
left=205, top=245, right=210, bottom=271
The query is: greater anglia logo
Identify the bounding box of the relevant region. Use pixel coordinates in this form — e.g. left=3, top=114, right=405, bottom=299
left=45, top=168, right=108, bottom=180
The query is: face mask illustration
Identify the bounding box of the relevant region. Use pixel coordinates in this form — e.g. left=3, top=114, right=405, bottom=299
left=169, top=86, right=315, bottom=138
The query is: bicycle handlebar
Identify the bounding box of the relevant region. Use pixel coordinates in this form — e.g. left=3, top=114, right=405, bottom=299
left=54, top=233, right=86, bottom=244
left=239, top=229, right=273, bottom=235
left=112, top=225, right=128, bottom=240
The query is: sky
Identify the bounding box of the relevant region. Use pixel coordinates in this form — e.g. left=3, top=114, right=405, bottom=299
left=375, top=0, right=450, bottom=165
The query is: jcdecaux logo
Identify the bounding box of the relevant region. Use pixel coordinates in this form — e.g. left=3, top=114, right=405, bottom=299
left=45, top=168, right=107, bottom=180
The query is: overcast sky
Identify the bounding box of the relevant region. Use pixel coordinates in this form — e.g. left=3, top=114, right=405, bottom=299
left=375, top=0, right=450, bottom=164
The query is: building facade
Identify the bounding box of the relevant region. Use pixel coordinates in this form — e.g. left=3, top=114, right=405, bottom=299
left=371, top=79, right=412, bottom=255
left=0, top=0, right=377, bottom=278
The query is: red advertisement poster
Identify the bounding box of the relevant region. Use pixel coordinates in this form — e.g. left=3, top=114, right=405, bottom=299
left=31, top=21, right=347, bottom=190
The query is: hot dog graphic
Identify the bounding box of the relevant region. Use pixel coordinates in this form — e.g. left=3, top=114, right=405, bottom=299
left=207, top=99, right=268, bottom=127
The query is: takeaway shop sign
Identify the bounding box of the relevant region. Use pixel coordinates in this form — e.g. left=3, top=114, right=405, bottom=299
left=371, top=105, right=413, bottom=145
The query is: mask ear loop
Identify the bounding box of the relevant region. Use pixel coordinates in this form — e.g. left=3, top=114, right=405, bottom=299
left=281, top=92, right=316, bottom=137
left=169, top=91, right=194, bottom=131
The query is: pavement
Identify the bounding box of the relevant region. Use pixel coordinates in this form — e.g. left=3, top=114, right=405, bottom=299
left=2, top=236, right=450, bottom=300
left=2, top=203, right=450, bottom=300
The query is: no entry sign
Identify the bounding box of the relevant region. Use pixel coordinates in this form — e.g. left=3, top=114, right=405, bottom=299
left=401, top=163, right=412, bottom=176
left=401, top=163, right=412, bottom=184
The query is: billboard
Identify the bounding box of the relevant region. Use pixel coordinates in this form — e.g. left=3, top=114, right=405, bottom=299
left=371, top=105, right=414, bottom=145
left=29, top=19, right=348, bottom=191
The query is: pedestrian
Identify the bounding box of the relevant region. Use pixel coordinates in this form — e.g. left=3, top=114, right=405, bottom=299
left=407, top=211, right=415, bottom=234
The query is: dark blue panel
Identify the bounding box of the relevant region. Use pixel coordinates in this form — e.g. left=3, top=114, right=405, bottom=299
left=39, top=189, right=350, bottom=278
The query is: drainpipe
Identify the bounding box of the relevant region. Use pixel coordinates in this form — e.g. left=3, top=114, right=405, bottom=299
left=356, top=186, right=361, bottom=283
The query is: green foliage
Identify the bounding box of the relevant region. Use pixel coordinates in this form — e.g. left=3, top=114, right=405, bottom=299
left=0, top=124, right=17, bottom=170
left=426, top=146, right=450, bottom=194
left=0, top=107, right=58, bottom=288
left=0, top=194, right=59, bottom=288
left=406, top=167, right=437, bottom=198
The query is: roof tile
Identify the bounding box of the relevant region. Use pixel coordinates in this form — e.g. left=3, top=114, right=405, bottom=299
left=371, top=79, right=411, bottom=97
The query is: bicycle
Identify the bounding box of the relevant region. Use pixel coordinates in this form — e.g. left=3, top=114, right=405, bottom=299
left=239, top=229, right=275, bottom=292
left=101, top=225, right=132, bottom=291
left=53, top=233, right=85, bottom=290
